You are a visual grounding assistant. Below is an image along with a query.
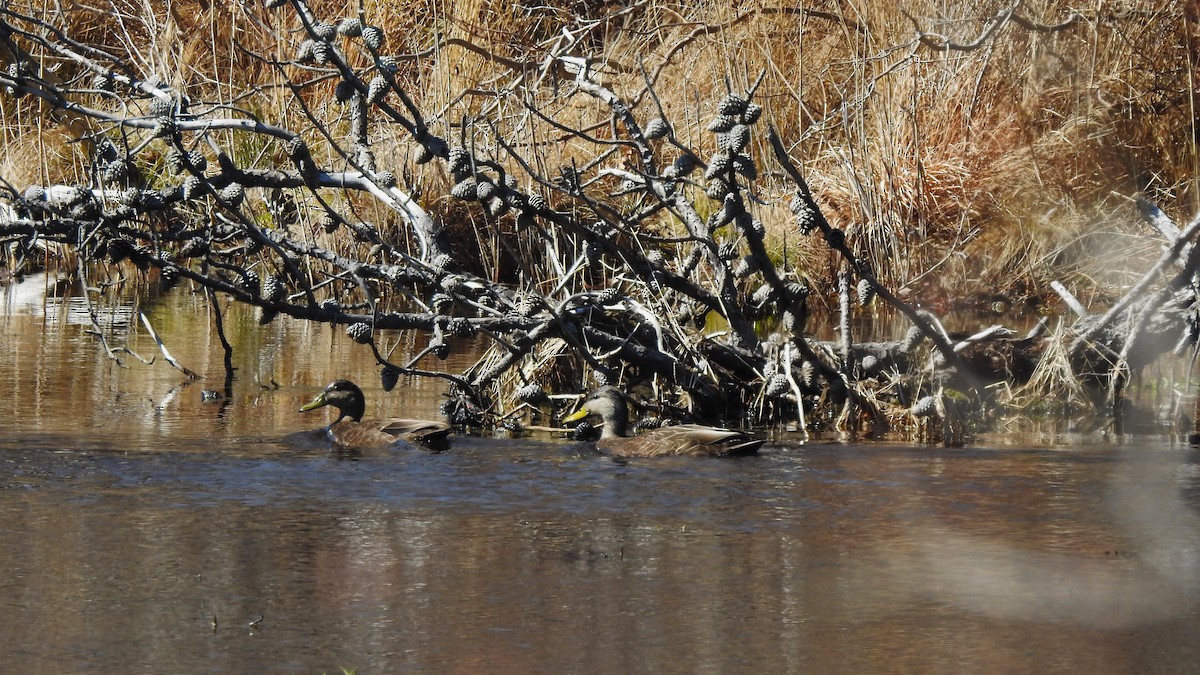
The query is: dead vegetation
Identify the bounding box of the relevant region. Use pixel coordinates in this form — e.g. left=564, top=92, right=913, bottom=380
left=0, top=0, right=1198, bottom=442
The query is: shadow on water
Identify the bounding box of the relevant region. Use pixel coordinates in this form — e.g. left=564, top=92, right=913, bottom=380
left=2, top=274, right=1200, bottom=672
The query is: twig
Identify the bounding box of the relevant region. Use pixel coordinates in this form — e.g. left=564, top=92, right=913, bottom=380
left=1050, top=281, right=1089, bottom=318
left=139, top=312, right=199, bottom=379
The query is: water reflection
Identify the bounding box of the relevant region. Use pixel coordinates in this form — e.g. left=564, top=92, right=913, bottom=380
left=1, top=274, right=1199, bottom=672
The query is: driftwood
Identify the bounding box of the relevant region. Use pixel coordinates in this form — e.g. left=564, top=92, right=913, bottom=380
left=0, top=1, right=1196, bottom=442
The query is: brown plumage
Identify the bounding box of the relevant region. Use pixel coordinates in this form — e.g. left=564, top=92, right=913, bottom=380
left=300, top=380, right=451, bottom=450
left=562, top=386, right=763, bottom=457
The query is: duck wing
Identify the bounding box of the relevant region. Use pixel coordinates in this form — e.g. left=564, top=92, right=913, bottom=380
left=603, top=424, right=763, bottom=458
left=328, top=419, right=403, bottom=449
left=377, top=418, right=452, bottom=449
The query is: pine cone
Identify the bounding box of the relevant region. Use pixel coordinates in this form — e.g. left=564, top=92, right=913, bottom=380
left=367, top=75, right=388, bottom=104
left=23, top=185, right=46, bottom=203
left=732, top=255, right=758, bottom=279
left=705, top=177, right=732, bottom=201
left=857, top=278, right=875, bottom=306
left=178, top=236, right=209, bottom=259
left=447, top=317, right=476, bottom=337
left=704, top=152, right=732, bottom=181
left=241, top=270, right=261, bottom=296
left=260, top=274, right=285, bottom=303
left=644, top=117, right=670, bottom=140
left=381, top=365, right=400, bottom=392
left=670, top=153, right=697, bottom=177
left=337, top=18, right=363, bottom=37
left=159, top=265, right=181, bottom=292
left=901, top=325, right=925, bottom=352
left=706, top=114, right=736, bottom=133
left=295, top=39, right=316, bottom=63
left=312, top=21, right=337, bottom=41
left=751, top=283, right=774, bottom=307
left=450, top=178, right=477, bottom=201
left=185, top=150, right=207, bottom=172
left=361, top=25, right=384, bottom=50
left=525, top=192, right=548, bottom=211
left=148, top=95, right=174, bottom=118
left=572, top=420, right=598, bottom=441
left=764, top=373, right=789, bottom=398
left=741, top=103, right=763, bottom=125
left=517, top=384, right=549, bottom=405
left=413, top=143, right=434, bottom=165
left=795, top=203, right=817, bottom=234
left=594, top=286, right=620, bottom=305
left=373, top=171, right=396, bottom=188
left=346, top=322, right=373, bottom=344
left=310, top=41, right=330, bottom=65
left=732, top=154, right=757, bottom=180
left=220, top=183, right=245, bottom=207
left=166, top=149, right=185, bottom=175
left=799, top=360, right=817, bottom=388
left=333, top=79, right=355, bottom=102
left=727, top=124, right=750, bottom=153
left=911, top=396, right=938, bottom=418
left=430, top=293, right=453, bottom=314
left=717, top=93, right=747, bottom=117
left=447, top=147, right=470, bottom=176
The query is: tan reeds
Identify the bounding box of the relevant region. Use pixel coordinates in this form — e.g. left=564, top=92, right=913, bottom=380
left=3, top=0, right=1196, bottom=302
left=1003, top=317, right=1092, bottom=417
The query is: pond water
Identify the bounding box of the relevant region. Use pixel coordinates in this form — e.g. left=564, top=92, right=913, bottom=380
left=2, top=274, right=1200, bottom=673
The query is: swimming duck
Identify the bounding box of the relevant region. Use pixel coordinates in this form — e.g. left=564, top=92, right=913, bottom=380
left=300, top=379, right=451, bottom=450
left=562, top=386, right=763, bottom=457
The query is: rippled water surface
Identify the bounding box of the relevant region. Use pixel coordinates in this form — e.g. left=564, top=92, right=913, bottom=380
left=2, top=275, right=1200, bottom=672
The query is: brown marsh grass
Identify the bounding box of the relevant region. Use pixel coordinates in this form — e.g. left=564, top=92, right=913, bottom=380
left=1, top=0, right=1196, bottom=306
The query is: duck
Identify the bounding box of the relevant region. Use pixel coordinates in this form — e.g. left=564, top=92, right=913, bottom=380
left=561, top=386, right=763, bottom=457
left=300, top=379, right=451, bottom=450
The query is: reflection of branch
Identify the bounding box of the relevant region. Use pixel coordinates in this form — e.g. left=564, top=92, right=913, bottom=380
left=206, top=287, right=236, bottom=394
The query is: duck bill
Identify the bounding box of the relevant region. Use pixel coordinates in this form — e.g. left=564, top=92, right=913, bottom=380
left=299, top=393, right=328, bottom=412
left=562, top=407, right=590, bottom=424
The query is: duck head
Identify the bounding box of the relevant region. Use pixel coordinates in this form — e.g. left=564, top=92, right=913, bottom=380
left=562, top=386, right=630, bottom=439
left=300, top=379, right=367, bottom=423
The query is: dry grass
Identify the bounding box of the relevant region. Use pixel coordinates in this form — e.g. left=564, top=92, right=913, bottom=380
left=1003, top=317, right=1093, bottom=415
left=2, top=0, right=1196, bottom=304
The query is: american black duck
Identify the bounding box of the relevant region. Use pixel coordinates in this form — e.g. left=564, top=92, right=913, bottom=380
left=300, top=379, right=451, bottom=450
left=562, top=386, right=762, bottom=457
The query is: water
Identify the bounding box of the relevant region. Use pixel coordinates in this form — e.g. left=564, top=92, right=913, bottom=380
left=2, top=274, right=1200, bottom=672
